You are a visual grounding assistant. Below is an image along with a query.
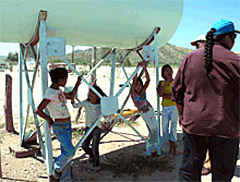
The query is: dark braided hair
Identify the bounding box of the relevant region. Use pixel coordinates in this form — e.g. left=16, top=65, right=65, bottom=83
left=204, top=28, right=216, bottom=78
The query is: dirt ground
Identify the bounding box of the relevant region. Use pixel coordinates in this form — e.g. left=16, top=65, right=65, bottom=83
left=0, top=118, right=239, bottom=182
left=0, top=119, right=182, bottom=182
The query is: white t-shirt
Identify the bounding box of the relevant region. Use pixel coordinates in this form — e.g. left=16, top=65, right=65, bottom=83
left=43, top=87, right=70, bottom=119
left=73, top=100, right=101, bottom=128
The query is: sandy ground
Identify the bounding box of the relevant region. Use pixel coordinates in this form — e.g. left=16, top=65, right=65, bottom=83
left=0, top=66, right=239, bottom=182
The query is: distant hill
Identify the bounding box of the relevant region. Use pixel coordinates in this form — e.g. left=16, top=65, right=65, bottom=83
left=47, top=43, right=193, bottom=66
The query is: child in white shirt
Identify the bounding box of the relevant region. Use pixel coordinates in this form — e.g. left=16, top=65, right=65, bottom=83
left=72, top=85, right=106, bottom=172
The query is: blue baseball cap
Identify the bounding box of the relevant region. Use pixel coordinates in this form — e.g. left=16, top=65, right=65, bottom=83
left=212, top=19, right=240, bottom=35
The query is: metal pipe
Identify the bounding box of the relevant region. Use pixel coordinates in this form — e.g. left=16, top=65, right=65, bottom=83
left=116, top=113, right=145, bottom=140
left=109, top=49, right=116, bottom=96
left=39, top=19, right=53, bottom=175
left=60, top=56, right=103, bottom=99
left=74, top=114, right=103, bottom=151
left=154, top=33, right=163, bottom=155
left=18, top=44, right=24, bottom=143
left=23, top=59, right=46, bottom=158
left=115, top=66, right=141, bottom=97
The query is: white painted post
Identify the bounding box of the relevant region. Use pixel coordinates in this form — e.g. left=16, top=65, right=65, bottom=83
left=154, top=33, right=162, bottom=155
left=39, top=18, right=53, bottom=176
left=109, top=50, right=117, bottom=96
left=19, top=44, right=23, bottom=144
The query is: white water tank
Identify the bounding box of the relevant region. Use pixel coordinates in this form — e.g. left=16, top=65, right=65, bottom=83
left=0, top=0, right=183, bottom=48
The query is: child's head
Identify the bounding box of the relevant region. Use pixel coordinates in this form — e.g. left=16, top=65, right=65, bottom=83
left=88, top=85, right=106, bottom=104
left=134, top=77, right=144, bottom=93
left=50, top=68, right=68, bottom=86
left=161, top=64, right=173, bottom=80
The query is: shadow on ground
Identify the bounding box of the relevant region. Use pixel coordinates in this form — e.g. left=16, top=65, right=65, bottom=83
left=71, top=133, right=184, bottom=181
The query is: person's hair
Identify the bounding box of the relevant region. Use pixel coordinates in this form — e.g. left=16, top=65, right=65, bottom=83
left=161, top=64, right=173, bottom=80
left=88, top=85, right=107, bottom=104
left=214, top=31, right=236, bottom=48
left=204, top=28, right=235, bottom=78
left=49, top=68, right=68, bottom=83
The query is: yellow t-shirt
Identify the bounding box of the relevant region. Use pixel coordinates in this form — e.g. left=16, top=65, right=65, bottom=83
left=160, top=80, right=176, bottom=107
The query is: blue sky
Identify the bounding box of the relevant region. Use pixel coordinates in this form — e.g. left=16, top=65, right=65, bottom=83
left=169, top=0, right=240, bottom=52
left=0, top=0, right=239, bottom=56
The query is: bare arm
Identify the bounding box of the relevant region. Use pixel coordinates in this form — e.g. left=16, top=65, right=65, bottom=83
left=65, top=76, right=82, bottom=99
left=157, top=79, right=172, bottom=98
left=35, top=99, right=53, bottom=127
left=140, top=61, right=150, bottom=95
left=130, top=74, right=138, bottom=97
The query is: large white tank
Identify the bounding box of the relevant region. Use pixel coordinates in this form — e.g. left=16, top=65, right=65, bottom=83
left=0, top=0, right=183, bottom=49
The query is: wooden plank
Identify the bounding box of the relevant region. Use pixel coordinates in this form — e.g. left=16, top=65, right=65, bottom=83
left=9, top=145, right=40, bottom=158
left=4, top=74, right=15, bottom=132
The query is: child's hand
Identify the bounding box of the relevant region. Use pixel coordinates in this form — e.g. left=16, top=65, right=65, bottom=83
left=166, top=76, right=172, bottom=84
left=77, top=76, right=82, bottom=83
left=46, top=117, right=54, bottom=127
left=142, top=60, right=147, bottom=68
left=178, top=115, right=183, bottom=126
left=137, top=61, right=143, bottom=68
left=93, top=78, right=97, bottom=85
left=71, top=97, right=75, bottom=105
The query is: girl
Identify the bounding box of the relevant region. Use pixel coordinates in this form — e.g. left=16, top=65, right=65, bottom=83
left=157, top=64, right=180, bottom=156
left=130, top=60, right=159, bottom=156
left=36, top=68, right=81, bottom=181
left=72, top=85, right=106, bottom=172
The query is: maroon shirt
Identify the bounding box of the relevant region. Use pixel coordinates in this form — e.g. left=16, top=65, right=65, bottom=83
left=172, top=43, right=240, bottom=139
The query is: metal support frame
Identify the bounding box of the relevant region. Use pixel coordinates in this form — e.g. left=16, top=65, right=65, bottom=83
left=60, top=54, right=145, bottom=147
left=18, top=45, right=23, bottom=144
left=109, top=49, right=117, bottom=96
left=22, top=51, right=46, bottom=157
left=20, top=46, right=41, bottom=146
left=154, top=33, right=163, bottom=155
left=18, top=10, right=164, bottom=178
left=39, top=19, right=53, bottom=176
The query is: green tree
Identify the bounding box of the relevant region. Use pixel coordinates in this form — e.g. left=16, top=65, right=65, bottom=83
left=6, top=52, right=18, bottom=62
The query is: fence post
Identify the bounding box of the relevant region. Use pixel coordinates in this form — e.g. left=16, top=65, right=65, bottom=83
left=4, top=74, right=15, bottom=132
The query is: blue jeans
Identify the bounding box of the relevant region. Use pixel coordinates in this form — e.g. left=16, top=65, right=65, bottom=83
left=179, top=130, right=239, bottom=182
left=82, top=127, right=101, bottom=167
left=162, top=106, right=178, bottom=142
left=52, top=121, right=75, bottom=182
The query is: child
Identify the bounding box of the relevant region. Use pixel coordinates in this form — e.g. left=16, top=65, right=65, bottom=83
left=72, top=85, right=106, bottom=172
left=157, top=64, right=180, bottom=156
left=36, top=68, right=81, bottom=181
left=130, top=60, right=159, bottom=156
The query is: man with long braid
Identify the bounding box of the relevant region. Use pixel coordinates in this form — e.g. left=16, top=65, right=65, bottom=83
left=172, top=19, right=240, bottom=181
left=191, top=34, right=212, bottom=176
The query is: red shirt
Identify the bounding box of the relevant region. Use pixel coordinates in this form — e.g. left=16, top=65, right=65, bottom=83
left=172, top=43, right=240, bottom=139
